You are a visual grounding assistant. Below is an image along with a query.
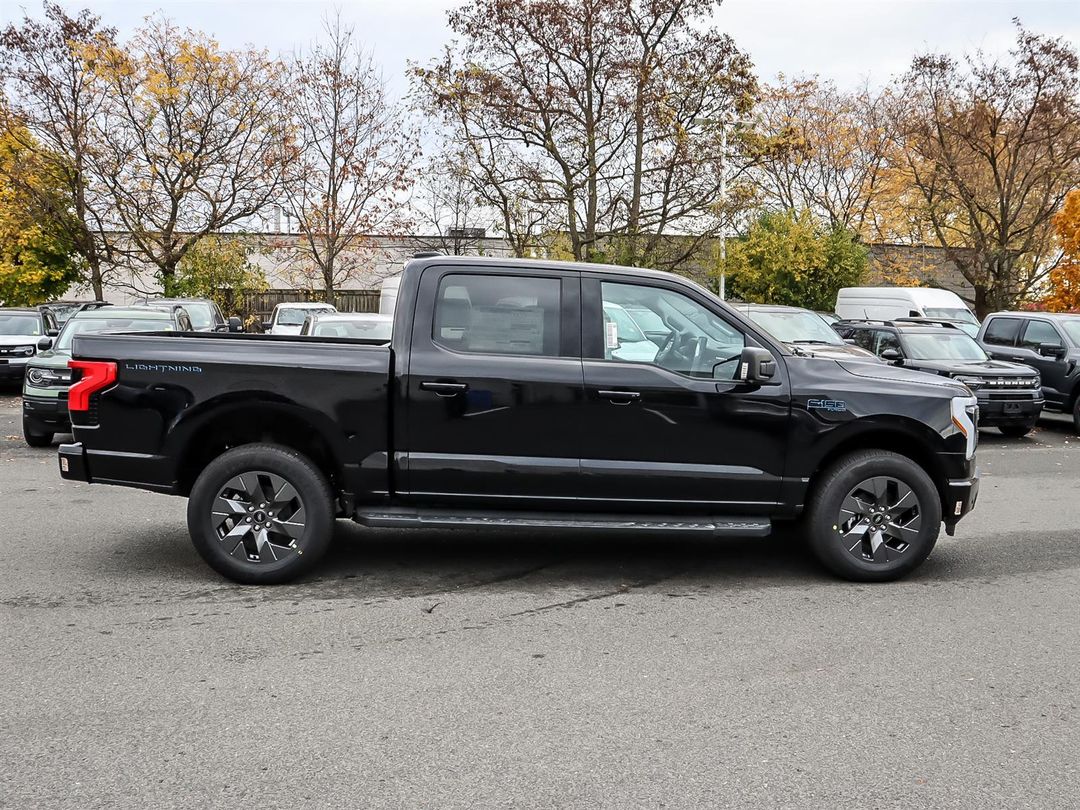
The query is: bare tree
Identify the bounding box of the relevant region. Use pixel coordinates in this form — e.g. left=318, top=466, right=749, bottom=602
left=749, top=77, right=894, bottom=237
left=85, top=16, right=284, bottom=295
left=411, top=151, right=493, bottom=255
left=893, top=24, right=1080, bottom=315
left=0, top=3, right=116, bottom=298
left=416, top=0, right=754, bottom=269
left=280, top=13, right=419, bottom=303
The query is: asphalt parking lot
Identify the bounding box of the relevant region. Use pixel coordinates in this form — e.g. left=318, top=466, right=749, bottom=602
left=1, top=392, right=1078, bottom=809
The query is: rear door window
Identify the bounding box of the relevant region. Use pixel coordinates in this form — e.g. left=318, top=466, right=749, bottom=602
left=983, top=317, right=1021, bottom=347
left=433, top=274, right=561, bottom=357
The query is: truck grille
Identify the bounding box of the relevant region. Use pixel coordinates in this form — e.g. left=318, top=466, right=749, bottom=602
left=981, top=376, right=1039, bottom=389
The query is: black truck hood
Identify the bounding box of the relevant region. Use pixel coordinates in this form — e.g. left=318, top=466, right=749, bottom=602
left=837, top=359, right=970, bottom=394
left=903, top=359, right=1037, bottom=377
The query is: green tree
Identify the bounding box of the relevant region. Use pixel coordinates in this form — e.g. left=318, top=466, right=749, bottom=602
left=0, top=116, right=80, bottom=305
left=723, top=209, right=867, bottom=311
left=173, top=235, right=267, bottom=317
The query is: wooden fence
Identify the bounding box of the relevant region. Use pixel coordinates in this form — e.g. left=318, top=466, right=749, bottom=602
left=235, top=289, right=381, bottom=322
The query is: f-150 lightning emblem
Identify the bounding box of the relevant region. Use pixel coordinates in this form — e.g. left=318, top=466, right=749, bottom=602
left=807, top=398, right=847, bottom=413
left=124, top=362, right=203, bottom=373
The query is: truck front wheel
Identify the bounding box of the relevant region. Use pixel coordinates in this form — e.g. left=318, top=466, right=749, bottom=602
left=187, top=443, right=334, bottom=584
left=806, top=450, right=941, bottom=582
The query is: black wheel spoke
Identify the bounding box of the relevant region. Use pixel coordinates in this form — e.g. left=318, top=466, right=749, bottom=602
left=210, top=469, right=307, bottom=565
left=837, top=474, right=922, bottom=565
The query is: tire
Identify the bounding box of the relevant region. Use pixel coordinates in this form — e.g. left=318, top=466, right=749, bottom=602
left=22, top=418, right=53, bottom=448
left=1072, top=398, right=1080, bottom=436
left=998, top=423, right=1034, bottom=438
left=806, top=450, right=941, bottom=582
left=187, top=443, right=334, bottom=584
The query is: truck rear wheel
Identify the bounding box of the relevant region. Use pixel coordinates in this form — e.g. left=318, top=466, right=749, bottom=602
left=187, top=443, right=334, bottom=584
left=806, top=450, right=941, bottom=582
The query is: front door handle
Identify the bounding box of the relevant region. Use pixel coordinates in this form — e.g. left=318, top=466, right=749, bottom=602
left=420, top=381, right=468, bottom=396
left=598, top=389, right=641, bottom=404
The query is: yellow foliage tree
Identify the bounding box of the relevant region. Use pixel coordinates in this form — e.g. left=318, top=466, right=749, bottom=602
left=1043, top=189, right=1080, bottom=312
left=0, top=116, right=80, bottom=305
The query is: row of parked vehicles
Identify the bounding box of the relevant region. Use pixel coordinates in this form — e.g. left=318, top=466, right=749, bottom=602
left=7, top=259, right=1078, bottom=586
left=0, top=297, right=392, bottom=445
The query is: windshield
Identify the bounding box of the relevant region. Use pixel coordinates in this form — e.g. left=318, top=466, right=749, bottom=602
left=747, top=309, right=844, bottom=345
left=924, top=307, right=978, bottom=325
left=48, top=304, right=82, bottom=324
left=313, top=319, right=392, bottom=340
left=0, top=313, right=41, bottom=336
left=603, top=304, right=647, bottom=343
left=1059, top=319, right=1080, bottom=346
left=57, top=317, right=172, bottom=351
left=902, top=332, right=988, bottom=361
left=277, top=307, right=331, bottom=326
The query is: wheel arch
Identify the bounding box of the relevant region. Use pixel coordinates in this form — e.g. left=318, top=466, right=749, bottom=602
left=806, top=418, right=951, bottom=507
left=170, top=396, right=345, bottom=498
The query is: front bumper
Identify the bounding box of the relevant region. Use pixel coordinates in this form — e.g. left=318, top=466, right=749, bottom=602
left=0, top=359, right=30, bottom=379
left=943, top=471, right=980, bottom=534
left=23, top=394, right=70, bottom=429
left=975, top=391, right=1044, bottom=426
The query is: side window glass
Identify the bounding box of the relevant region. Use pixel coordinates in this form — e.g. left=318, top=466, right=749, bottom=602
left=1019, top=320, right=1060, bottom=350
left=599, top=281, right=745, bottom=379
left=433, top=274, right=561, bottom=357
left=875, top=330, right=902, bottom=355
left=983, top=317, right=1021, bottom=346
left=851, top=329, right=874, bottom=352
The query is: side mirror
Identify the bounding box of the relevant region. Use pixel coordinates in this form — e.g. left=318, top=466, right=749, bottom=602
left=261, top=321, right=272, bottom=331
left=1038, top=342, right=1066, bottom=358
left=228, top=316, right=244, bottom=333
left=880, top=348, right=902, bottom=363
left=735, top=346, right=776, bottom=384
left=843, top=338, right=857, bottom=345
left=37, top=336, right=53, bottom=351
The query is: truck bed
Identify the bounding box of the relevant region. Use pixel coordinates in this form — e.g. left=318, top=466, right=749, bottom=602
left=67, top=330, right=392, bottom=498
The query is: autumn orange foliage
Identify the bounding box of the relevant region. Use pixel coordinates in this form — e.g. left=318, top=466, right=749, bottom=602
left=1043, top=190, right=1080, bottom=312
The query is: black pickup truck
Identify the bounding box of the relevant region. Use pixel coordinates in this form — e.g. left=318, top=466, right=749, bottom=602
left=58, top=256, right=980, bottom=584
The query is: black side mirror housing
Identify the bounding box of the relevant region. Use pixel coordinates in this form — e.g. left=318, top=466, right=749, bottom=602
left=1038, top=342, right=1066, bottom=358
left=261, top=321, right=272, bottom=331
left=736, top=346, right=777, bottom=384
left=880, top=348, right=902, bottom=363
left=37, top=336, right=53, bottom=351
left=228, top=316, right=244, bottom=333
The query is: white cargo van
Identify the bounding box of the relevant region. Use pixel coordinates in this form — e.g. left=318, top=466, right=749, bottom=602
left=835, top=287, right=977, bottom=324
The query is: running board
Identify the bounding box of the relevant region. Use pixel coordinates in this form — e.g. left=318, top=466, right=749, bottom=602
left=353, top=507, right=771, bottom=537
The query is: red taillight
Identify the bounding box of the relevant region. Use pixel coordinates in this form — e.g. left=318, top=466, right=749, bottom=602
left=67, top=360, right=117, bottom=412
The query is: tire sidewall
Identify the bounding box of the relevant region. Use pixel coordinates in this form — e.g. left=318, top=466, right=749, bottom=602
left=187, top=444, right=333, bottom=584
left=808, top=452, right=941, bottom=582
left=22, top=417, right=53, bottom=447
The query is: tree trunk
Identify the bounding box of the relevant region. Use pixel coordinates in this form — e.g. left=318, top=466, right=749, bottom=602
left=323, top=252, right=336, bottom=306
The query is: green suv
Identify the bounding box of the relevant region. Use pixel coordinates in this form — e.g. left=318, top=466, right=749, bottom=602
left=22, top=306, right=193, bottom=447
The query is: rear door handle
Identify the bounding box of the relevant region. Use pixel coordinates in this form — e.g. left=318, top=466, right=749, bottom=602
left=420, top=381, right=468, bottom=396
left=598, top=389, right=641, bottom=404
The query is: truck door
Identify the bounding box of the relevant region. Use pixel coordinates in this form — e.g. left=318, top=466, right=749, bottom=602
left=1014, top=319, right=1070, bottom=406
left=401, top=265, right=583, bottom=507
left=576, top=275, right=790, bottom=512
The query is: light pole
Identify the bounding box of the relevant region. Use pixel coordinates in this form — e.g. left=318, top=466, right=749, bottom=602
left=694, top=113, right=749, bottom=299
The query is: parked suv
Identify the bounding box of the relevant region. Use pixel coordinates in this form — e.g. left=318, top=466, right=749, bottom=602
left=977, top=312, right=1080, bottom=432
left=0, top=307, right=60, bottom=384
left=22, top=306, right=194, bottom=446
left=836, top=319, right=1044, bottom=437
left=138, top=297, right=237, bottom=333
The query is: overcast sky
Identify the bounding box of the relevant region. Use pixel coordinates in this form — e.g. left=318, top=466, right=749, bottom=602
left=3, top=0, right=1078, bottom=96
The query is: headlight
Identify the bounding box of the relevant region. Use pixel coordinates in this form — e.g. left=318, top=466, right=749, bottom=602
left=954, top=375, right=984, bottom=390
left=10, top=345, right=35, bottom=357
left=950, top=395, right=978, bottom=460
left=25, top=367, right=73, bottom=387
